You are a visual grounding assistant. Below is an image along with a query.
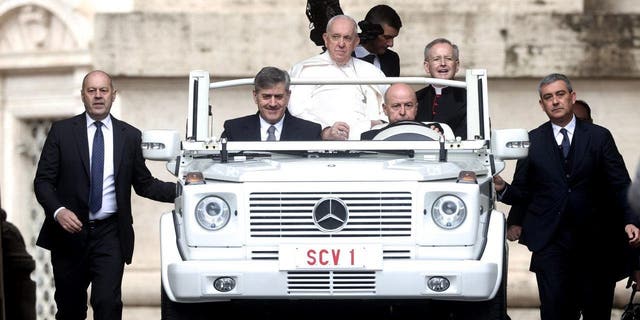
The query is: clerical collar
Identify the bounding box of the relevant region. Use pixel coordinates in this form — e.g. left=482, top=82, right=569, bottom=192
left=432, top=85, right=447, bottom=95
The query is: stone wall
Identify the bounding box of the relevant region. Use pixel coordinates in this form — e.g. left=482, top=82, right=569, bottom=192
left=95, top=1, right=640, bottom=79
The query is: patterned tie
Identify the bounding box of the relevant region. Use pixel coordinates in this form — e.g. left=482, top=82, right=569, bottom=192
left=266, top=125, right=276, bottom=141
left=89, top=121, right=104, bottom=213
left=560, top=128, right=570, bottom=158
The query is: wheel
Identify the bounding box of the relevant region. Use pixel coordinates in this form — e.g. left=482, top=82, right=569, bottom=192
left=161, top=285, right=195, bottom=320
left=161, top=285, right=233, bottom=320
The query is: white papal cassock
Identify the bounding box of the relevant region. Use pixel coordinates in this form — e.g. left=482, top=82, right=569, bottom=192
left=288, top=52, right=388, bottom=140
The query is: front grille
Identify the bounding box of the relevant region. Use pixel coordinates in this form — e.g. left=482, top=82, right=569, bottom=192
left=287, top=271, right=376, bottom=295
left=249, top=191, right=412, bottom=238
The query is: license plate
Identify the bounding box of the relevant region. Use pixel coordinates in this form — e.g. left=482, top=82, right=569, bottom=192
left=279, top=244, right=382, bottom=270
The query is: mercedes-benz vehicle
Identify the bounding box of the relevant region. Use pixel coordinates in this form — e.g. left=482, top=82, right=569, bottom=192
left=143, top=69, right=529, bottom=319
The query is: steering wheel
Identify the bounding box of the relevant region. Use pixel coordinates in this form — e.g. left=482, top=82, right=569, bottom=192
left=372, top=121, right=442, bottom=141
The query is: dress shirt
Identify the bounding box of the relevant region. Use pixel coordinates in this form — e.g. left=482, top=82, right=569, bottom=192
left=552, top=116, right=576, bottom=145
left=87, top=114, right=116, bottom=220
left=259, top=116, right=284, bottom=141
left=355, top=46, right=381, bottom=69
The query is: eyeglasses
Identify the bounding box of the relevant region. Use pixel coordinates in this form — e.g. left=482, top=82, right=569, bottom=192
left=388, top=102, right=416, bottom=111
left=427, top=56, right=456, bottom=64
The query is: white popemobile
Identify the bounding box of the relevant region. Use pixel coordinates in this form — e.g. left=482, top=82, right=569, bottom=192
left=142, top=69, right=529, bottom=319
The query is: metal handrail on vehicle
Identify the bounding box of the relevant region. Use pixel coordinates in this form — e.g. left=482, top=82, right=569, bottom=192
left=187, top=70, right=488, bottom=144
left=209, top=77, right=466, bottom=89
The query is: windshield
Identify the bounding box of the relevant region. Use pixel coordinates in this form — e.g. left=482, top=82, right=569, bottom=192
left=186, top=70, right=489, bottom=145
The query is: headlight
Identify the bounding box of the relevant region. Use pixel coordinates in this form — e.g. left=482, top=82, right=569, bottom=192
left=431, top=195, right=466, bottom=229
left=195, top=196, right=231, bottom=231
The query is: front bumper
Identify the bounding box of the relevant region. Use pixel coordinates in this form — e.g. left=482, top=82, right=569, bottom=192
left=160, top=210, right=505, bottom=303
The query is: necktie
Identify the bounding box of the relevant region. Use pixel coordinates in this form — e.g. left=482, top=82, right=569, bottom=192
left=89, top=121, right=104, bottom=213
left=560, top=128, right=570, bottom=158
left=362, top=54, right=376, bottom=64
left=266, top=125, right=276, bottom=141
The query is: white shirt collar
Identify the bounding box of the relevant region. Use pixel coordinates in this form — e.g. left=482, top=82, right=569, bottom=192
left=259, top=115, right=284, bottom=141
left=552, top=115, right=576, bottom=143
left=85, top=113, right=112, bottom=130
left=552, top=115, right=576, bottom=135
left=354, top=46, right=372, bottom=58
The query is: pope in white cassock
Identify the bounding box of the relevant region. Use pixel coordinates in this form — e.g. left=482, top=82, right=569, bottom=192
left=288, top=15, right=388, bottom=140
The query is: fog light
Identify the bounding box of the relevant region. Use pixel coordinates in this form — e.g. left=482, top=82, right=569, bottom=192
left=427, top=276, right=450, bottom=292
left=213, top=277, right=236, bottom=292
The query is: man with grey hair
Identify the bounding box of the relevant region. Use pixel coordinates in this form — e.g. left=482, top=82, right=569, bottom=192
left=416, top=38, right=467, bottom=139
left=288, top=15, right=388, bottom=140
left=494, top=73, right=639, bottom=319
left=221, top=66, right=322, bottom=141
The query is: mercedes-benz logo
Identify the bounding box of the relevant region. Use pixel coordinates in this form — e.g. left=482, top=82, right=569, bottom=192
left=313, top=197, right=349, bottom=232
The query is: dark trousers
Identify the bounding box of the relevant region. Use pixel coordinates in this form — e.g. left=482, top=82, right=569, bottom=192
left=51, top=216, right=124, bottom=320
left=531, top=242, right=616, bottom=320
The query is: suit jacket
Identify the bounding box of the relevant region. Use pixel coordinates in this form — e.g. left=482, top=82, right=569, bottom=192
left=221, top=110, right=322, bottom=141
left=502, top=119, right=636, bottom=278
left=355, top=49, right=400, bottom=77
left=360, top=128, right=381, bottom=140
left=34, top=113, right=175, bottom=264
left=630, top=161, right=640, bottom=216
left=415, top=85, right=467, bottom=139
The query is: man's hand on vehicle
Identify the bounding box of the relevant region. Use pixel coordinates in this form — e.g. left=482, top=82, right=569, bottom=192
left=322, top=122, right=350, bottom=140
left=506, top=225, right=522, bottom=241
left=493, top=175, right=506, bottom=192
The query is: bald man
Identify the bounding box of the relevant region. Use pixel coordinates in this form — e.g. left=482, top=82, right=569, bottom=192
left=360, top=83, right=418, bottom=140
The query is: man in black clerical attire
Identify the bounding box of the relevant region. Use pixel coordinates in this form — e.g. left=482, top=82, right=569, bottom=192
left=416, top=38, right=467, bottom=140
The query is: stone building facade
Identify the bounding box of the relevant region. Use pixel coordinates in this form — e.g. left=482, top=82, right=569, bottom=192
left=0, top=0, right=639, bottom=318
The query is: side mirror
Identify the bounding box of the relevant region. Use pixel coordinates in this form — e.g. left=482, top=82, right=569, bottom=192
left=491, top=129, right=529, bottom=160
left=142, top=130, right=180, bottom=161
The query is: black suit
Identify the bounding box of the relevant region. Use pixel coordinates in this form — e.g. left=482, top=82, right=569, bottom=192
left=34, top=113, right=175, bottom=319
left=415, top=85, right=467, bottom=139
left=501, top=119, right=636, bottom=319
left=360, top=128, right=381, bottom=140
left=356, top=49, right=400, bottom=77
left=1, top=208, right=36, bottom=320
left=221, top=111, right=322, bottom=141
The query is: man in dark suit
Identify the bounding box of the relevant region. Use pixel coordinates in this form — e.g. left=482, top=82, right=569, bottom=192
left=34, top=70, right=175, bottom=320
left=494, top=73, right=640, bottom=319
left=221, top=66, right=322, bottom=141
left=355, top=4, right=402, bottom=77
left=1, top=206, right=36, bottom=320
left=631, top=161, right=640, bottom=216
left=572, top=99, right=593, bottom=123
left=416, top=38, right=467, bottom=139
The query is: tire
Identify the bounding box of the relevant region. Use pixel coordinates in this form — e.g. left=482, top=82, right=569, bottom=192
left=161, top=285, right=192, bottom=320
left=161, top=285, right=233, bottom=320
